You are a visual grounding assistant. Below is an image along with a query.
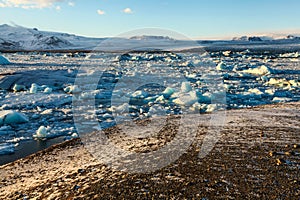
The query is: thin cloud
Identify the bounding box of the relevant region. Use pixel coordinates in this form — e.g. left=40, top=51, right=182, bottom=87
left=123, top=8, right=133, bottom=14
left=68, top=1, right=74, bottom=7
left=97, top=9, right=105, bottom=15
left=0, top=0, right=65, bottom=9
left=55, top=5, right=60, bottom=10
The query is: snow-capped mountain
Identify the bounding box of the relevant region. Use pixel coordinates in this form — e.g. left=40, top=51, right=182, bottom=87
left=0, top=24, right=105, bottom=51
left=0, top=24, right=198, bottom=51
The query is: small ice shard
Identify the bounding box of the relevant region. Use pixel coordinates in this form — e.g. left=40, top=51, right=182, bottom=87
left=216, top=62, right=232, bottom=71
left=243, top=65, right=275, bottom=76
left=148, top=104, right=166, bottom=117
left=12, top=84, right=26, bottom=92
left=181, top=82, right=192, bottom=93
left=248, top=88, right=264, bottom=95
left=162, top=87, right=175, bottom=98
left=64, top=85, right=81, bottom=94
left=34, top=126, right=48, bottom=138
left=265, top=88, right=275, bottom=96
left=0, top=54, right=11, bottom=65
left=131, top=90, right=148, bottom=99
left=266, top=78, right=299, bottom=89
left=112, top=103, right=129, bottom=114
left=43, top=87, right=52, bottom=94
left=40, top=109, right=53, bottom=115
left=155, top=95, right=167, bottom=103
left=173, top=92, right=198, bottom=107
left=272, top=97, right=292, bottom=103
left=71, top=133, right=79, bottom=138
left=0, top=110, right=29, bottom=126
left=205, top=104, right=218, bottom=113
left=222, top=51, right=231, bottom=56
left=30, top=83, right=38, bottom=94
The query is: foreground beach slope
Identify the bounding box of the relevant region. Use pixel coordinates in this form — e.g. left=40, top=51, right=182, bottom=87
left=0, top=102, right=299, bottom=199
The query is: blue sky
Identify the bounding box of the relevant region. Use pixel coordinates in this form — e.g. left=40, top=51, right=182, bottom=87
left=0, top=0, right=300, bottom=39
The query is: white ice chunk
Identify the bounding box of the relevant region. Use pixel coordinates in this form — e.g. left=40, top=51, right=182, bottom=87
left=173, top=92, right=198, bottom=107
left=40, top=109, right=53, bottom=115
left=205, top=104, right=218, bottom=113
left=34, top=126, right=48, bottom=138
left=162, top=87, right=175, bottom=97
left=265, top=88, right=275, bottom=96
left=148, top=104, right=166, bottom=117
left=248, top=88, right=264, bottom=95
left=13, top=84, right=26, bottom=92
left=30, top=83, right=39, bottom=94
left=272, top=97, right=292, bottom=103
left=64, top=85, right=81, bottom=94
left=243, top=65, right=275, bottom=76
left=43, top=87, right=53, bottom=94
left=181, top=82, right=192, bottom=93
left=131, top=90, right=148, bottom=98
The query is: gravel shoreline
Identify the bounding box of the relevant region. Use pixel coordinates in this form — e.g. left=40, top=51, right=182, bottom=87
left=0, top=102, right=299, bottom=199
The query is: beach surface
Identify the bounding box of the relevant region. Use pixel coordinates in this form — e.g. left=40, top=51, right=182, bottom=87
left=0, top=102, right=299, bottom=199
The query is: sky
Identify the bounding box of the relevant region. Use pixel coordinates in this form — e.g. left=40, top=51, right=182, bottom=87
left=0, top=0, right=300, bottom=39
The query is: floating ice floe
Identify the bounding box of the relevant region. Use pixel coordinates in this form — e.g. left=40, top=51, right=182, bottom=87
left=43, top=87, right=53, bottom=94
left=13, top=84, right=26, bottom=92
left=0, top=110, right=29, bottom=126
left=266, top=78, right=300, bottom=89
left=64, top=85, right=81, bottom=94
left=272, top=97, right=293, bottom=103
left=0, top=54, right=11, bottom=65
left=33, top=126, right=48, bottom=138
left=243, top=65, right=275, bottom=76
left=173, top=91, right=198, bottom=107
left=247, top=88, right=264, bottom=95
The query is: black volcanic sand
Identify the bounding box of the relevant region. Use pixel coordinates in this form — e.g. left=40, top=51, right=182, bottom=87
left=0, top=102, right=299, bottom=199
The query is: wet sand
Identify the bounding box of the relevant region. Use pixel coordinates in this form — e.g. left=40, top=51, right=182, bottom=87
left=0, top=102, right=299, bottom=199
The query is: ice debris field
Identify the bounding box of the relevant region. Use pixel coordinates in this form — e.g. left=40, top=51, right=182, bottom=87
left=0, top=50, right=299, bottom=157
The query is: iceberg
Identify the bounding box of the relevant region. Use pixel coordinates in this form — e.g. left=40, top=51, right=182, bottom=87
left=0, top=110, right=29, bottom=126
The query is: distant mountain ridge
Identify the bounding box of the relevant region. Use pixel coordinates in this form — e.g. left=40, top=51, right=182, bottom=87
left=1, top=24, right=300, bottom=51
left=232, top=34, right=300, bottom=42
